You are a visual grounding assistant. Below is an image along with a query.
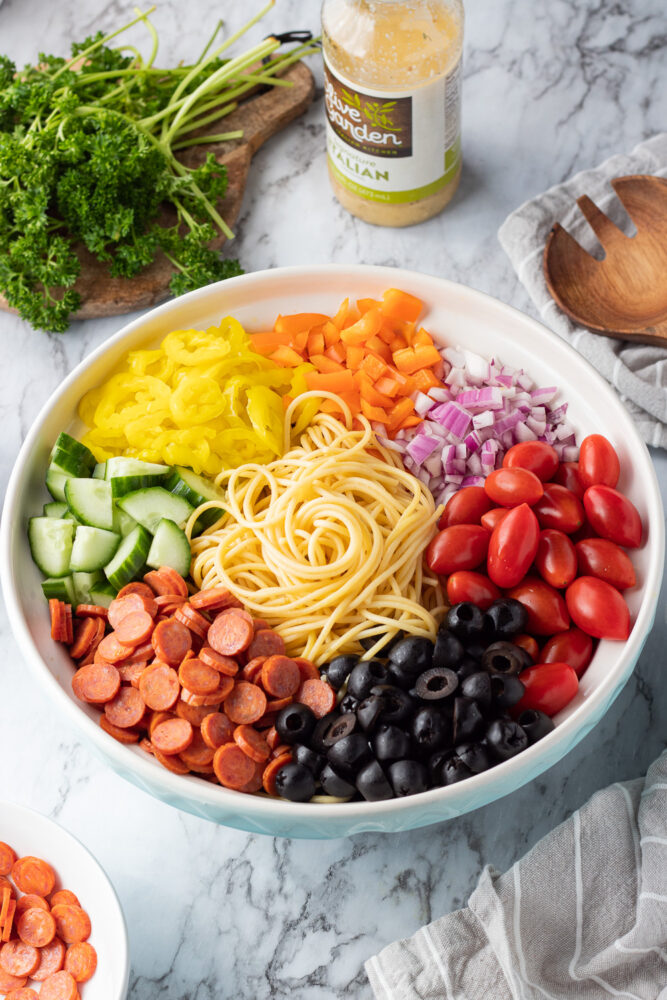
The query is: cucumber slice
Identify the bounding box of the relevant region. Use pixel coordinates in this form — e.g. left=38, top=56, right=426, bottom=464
left=89, top=581, right=117, bottom=608
left=104, top=525, right=152, bottom=590
left=106, top=457, right=169, bottom=498
left=112, top=506, right=139, bottom=538
left=43, top=501, right=68, bottom=518
left=28, top=517, right=75, bottom=576
left=64, top=478, right=114, bottom=531
left=164, top=465, right=226, bottom=532
left=92, top=462, right=107, bottom=480
left=146, top=518, right=191, bottom=578
left=50, top=445, right=96, bottom=479
left=45, top=467, right=70, bottom=502
left=72, top=570, right=105, bottom=605
left=42, top=575, right=76, bottom=603
left=70, top=526, right=121, bottom=572
left=116, top=487, right=194, bottom=534
left=50, top=432, right=96, bottom=469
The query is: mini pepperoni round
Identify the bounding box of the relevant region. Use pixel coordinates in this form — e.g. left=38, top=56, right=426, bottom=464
left=247, top=628, right=286, bottom=659
left=64, top=941, right=97, bottom=984
left=212, top=743, right=256, bottom=789
left=179, top=730, right=215, bottom=769
left=152, top=619, right=192, bottom=666
left=98, top=632, right=135, bottom=663
left=99, top=716, right=141, bottom=744
left=123, top=640, right=155, bottom=664
left=264, top=726, right=280, bottom=752
left=294, top=657, right=320, bottom=682
left=68, top=618, right=99, bottom=661
left=0, top=843, right=15, bottom=877
left=117, top=581, right=156, bottom=601
left=153, top=747, right=190, bottom=775
left=38, top=970, right=79, bottom=1000
left=17, top=907, right=56, bottom=948
left=207, top=613, right=253, bottom=657
left=49, top=892, right=79, bottom=910
left=50, top=905, right=91, bottom=945
left=71, top=662, right=121, bottom=705
left=175, top=701, right=218, bottom=727
left=5, top=988, right=38, bottom=999
left=30, top=936, right=65, bottom=982
left=223, top=681, right=267, bottom=725
left=104, top=686, right=146, bottom=729
left=265, top=696, right=292, bottom=714
left=233, top=725, right=270, bottom=763
left=139, top=662, right=180, bottom=712
left=116, top=660, right=147, bottom=686
left=200, top=712, right=235, bottom=750
left=178, top=658, right=220, bottom=696
left=0, top=969, right=27, bottom=993
left=199, top=647, right=239, bottom=676
left=216, top=607, right=254, bottom=626
left=174, top=605, right=210, bottom=639
left=74, top=604, right=109, bottom=620
left=114, top=610, right=155, bottom=647
left=295, top=679, right=337, bottom=718
left=241, top=658, right=265, bottom=683
left=12, top=857, right=56, bottom=897
left=151, top=718, right=194, bottom=756
left=262, top=753, right=292, bottom=796
left=15, top=894, right=49, bottom=916
left=190, top=587, right=241, bottom=611
left=239, top=759, right=265, bottom=793
left=108, top=593, right=156, bottom=629
left=261, top=656, right=301, bottom=699
left=0, top=940, right=40, bottom=978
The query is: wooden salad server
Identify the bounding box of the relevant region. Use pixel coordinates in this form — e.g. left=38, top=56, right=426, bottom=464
left=543, top=174, right=667, bottom=347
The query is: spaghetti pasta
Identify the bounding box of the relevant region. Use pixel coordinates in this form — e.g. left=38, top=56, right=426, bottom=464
left=190, top=392, right=446, bottom=664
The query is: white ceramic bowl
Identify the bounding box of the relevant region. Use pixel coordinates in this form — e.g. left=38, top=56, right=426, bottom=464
left=0, top=801, right=129, bottom=996
left=2, top=266, right=663, bottom=838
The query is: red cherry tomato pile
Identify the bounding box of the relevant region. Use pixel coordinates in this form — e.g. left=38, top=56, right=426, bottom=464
left=425, top=434, right=643, bottom=712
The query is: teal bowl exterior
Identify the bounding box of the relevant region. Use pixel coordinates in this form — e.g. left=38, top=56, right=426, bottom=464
left=2, top=266, right=663, bottom=838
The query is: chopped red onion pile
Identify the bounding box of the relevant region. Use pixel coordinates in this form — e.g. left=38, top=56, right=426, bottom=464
left=375, top=347, right=578, bottom=506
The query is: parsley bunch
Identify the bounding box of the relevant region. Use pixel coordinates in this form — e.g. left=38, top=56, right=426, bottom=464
left=0, top=4, right=315, bottom=332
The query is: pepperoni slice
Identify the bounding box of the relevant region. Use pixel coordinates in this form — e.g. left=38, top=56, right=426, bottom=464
left=223, top=681, right=266, bottom=725
left=179, top=730, right=215, bottom=769
left=198, top=648, right=239, bottom=676
left=50, top=905, right=91, bottom=945
left=174, top=605, right=210, bottom=639
left=101, top=721, right=141, bottom=745
left=15, top=895, right=49, bottom=916
left=74, top=604, right=108, bottom=620
left=71, top=662, right=120, bottom=705
left=116, top=660, right=147, bottom=686
left=139, top=663, right=180, bottom=711
left=262, top=753, right=292, bottom=796
left=49, top=892, right=79, bottom=910
left=295, top=678, right=337, bottom=718
left=145, top=567, right=189, bottom=598
left=68, top=618, right=99, bottom=661
left=30, top=936, right=65, bottom=981
left=38, top=970, right=78, bottom=1000
left=200, top=712, right=235, bottom=750
left=96, top=632, right=133, bottom=663
left=104, top=686, right=146, bottom=729
left=114, top=610, right=155, bottom=647
left=241, top=658, right=265, bottom=683
left=153, top=748, right=190, bottom=775
left=175, top=701, right=219, bottom=727
left=294, top=657, right=320, bottom=682
left=0, top=844, right=15, bottom=877
left=123, top=640, right=155, bottom=665
left=233, top=725, right=270, bottom=763
left=207, top=614, right=253, bottom=657
left=0, top=968, right=27, bottom=993
left=180, top=677, right=231, bottom=706
left=64, top=941, right=97, bottom=984
left=247, top=628, right=286, bottom=659
left=17, top=907, right=56, bottom=948
left=64, top=605, right=74, bottom=645
left=108, top=593, right=157, bottom=629
left=116, top=581, right=156, bottom=601
left=49, top=600, right=65, bottom=642
left=0, top=940, right=40, bottom=977
left=178, top=658, right=220, bottom=696
left=239, top=759, right=264, bottom=793
left=152, top=619, right=192, bottom=665
left=253, top=619, right=271, bottom=633
left=216, top=607, right=254, bottom=626
left=270, top=743, right=291, bottom=759
left=261, top=656, right=301, bottom=698
left=139, top=737, right=154, bottom=755
left=5, top=987, right=38, bottom=999
left=264, top=726, right=280, bottom=751
left=212, top=743, right=255, bottom=790
left=151, top=718, right=194, bottom=756
left=265, top=696, right=292, bottom=713
left=11, top=858, right=56, bottom=898
left=1, top=899, right=16, bottom=941
left=190, top=587, right=242, bottom=611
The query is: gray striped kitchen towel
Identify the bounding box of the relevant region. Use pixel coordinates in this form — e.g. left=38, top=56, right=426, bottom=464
left=366, top=750, right=667, bottom=999
left=498, top=133, right=667, bottom=450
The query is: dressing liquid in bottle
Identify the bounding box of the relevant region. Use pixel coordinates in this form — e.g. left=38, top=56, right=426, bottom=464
left=322, top=0, right=464, bottom=226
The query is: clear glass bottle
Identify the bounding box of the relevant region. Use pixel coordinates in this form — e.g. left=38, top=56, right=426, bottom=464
left=322, top=0, right=464, bottom=227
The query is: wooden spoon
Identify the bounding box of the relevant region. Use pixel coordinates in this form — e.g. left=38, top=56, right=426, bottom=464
left=543, top=174, right=667, bottom=347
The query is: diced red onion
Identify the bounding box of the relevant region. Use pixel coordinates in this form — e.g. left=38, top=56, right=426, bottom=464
left=406, top=434, right=440, bottom=466
left=414, top=391, right=436, bottom=416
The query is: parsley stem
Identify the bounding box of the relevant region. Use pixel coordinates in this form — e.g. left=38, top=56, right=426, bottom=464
left=51, top=6, right=157, bottom=80
left=171, top=130, right=243, bottom=150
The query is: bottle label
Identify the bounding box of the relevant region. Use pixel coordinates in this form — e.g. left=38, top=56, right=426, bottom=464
left=324, top=57, right=461, bottom=205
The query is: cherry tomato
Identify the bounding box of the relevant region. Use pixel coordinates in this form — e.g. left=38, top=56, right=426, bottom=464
left=484, top=467, right=544, bottom=507
left=533, top=483, right=585, bottom=534
left=575, top=538, right=636, bottom=590
left=439, top=486, right=492, bottom=528
left=513, top=633, right=539, bottom=662
left=502, top=441, right=559, bottom=481
left=583, top=485, right=642, bottom=549
left=506, top=576, right=570, bottom=635
left=541, top=628, right=594, bottom=677
left=514, top=662, right=579, bottom=716
left=446, top=570, right=501, bottom=610
left=535, top=529, right=578, bottom=589
left=481, top=507, right=510, bottom=532
left=565, top=576, right=630, bottom=640
left=486, top=503, right=540, bottom=589
left=553, top=461, right=584, bottom=498
left=425, top=524, right=490, bottom=575
left=578, top=434, right=620, bottom=489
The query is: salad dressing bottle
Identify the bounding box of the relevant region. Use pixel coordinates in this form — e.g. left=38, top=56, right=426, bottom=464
left=322, top=0, right=464, bottom=227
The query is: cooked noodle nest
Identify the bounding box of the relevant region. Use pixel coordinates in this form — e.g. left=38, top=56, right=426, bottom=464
left=189, top=392, right=446, bottom=664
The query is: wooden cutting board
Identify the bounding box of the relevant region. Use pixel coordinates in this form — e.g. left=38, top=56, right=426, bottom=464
left=0, top=61, right=315, bottom=321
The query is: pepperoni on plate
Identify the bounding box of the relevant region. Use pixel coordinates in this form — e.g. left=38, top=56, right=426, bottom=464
left=139, top=663, right=180, bottom=712
left=146, top=567, right=189, bottom=599
left=108, top=593, right=157, bottom=629
left=68, top=618, right=100, bottom=661
left=5, top=987, right=38, bottom=999
left=233, top=725, right=270, bottom=763
left=178, top=658, right=220, bottom=696
left=241, top=657, right=265, bottom=683
left=37, top=969, right=79, bottom=1000
left=223, top=682, right=266, bottom=725
left=116, top=660, right=147, bottom=687
left=212, top=743, right=256, bottom=789
left=49, top=892, right=79, bottom=910
left=0, top=968, right=27, bottom=993
left=151, top=718, right=193, bottom=756
left=30, top=936, right=65, bottom=981
left=179, top=730, right=215, bottom=770
left=64, top=941, right=97, bottom=984
left=104, top=686, right=146, bottom=729
left=0, top=940, right=40, bottom=977
left=200, top=712, right=235, bottom=750
left=294, top=657, right=320, bottom=683
left=0, top=844, right=15, bottom=877
left=114, top=610, right=155, bottom=647
left=152, top=619, right=192, bottom=666
left=216, top=607, right=254, bottom=626
left=247, top=628, right=286, bottom=659
left=153, top=747, right=190, bottom=775
left=71, top=662, right=120, bottom=705
left=1, top=899, right=16, bottom=941
left=239, top=759, right=264, bottom=793
left=261, top=656, right=300, bottom=699
left=175, top=701, right=219, bottom=727
left=174, top=605, right=210, bottom=639
left=17, top=907, right=56, bottom=949
left=15, top=895, right=49, bottom=916
left=295, top=679, right=336, bottom=718
left=11, top=858, right=56, bottom=898
left=262, top=754, right=292, bottom=796
left=190, top=587, right=242, bottom=611
left=50, top=905, right=91, bottom=945
left=207, top=614, right=253, bottom=657
left=96, top=632, right=133, bottom=663
left=198, top=647, right=238, bottom=676
left=116, top=581, right=156, bottom=601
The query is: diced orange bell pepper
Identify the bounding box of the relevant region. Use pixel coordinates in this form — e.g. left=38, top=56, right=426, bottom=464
left=310, top=353, right=345, bottom=374
left=270, top=345, right=306, bottom=367
left=361, top=399, right=390, bottom=423
left=307, top=330, right=325, bottom=355
left=275, top=313, right=330, bottom=338
left=393, top=344, right=443, bottom=374
left=340, top=307, right=384, bottom=345
left=381, top=288, right=423, bottom=324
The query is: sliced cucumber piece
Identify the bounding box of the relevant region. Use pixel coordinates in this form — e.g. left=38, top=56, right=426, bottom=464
left=72, top=570, right=105, bottom=605
left=43, top=501, right=68, bottom=518
left=64, top=510, right=81, bottom=524
left=92, top=462, right=107, bottom=480
left=113, top=506, right=139, bottom=538
left=116, top=487, right=194, bottom=534
left=70, top=526, right=121, bottom=572
left=146, top=518, right=191, bottom=578
left=64, top=478, right=114, bottom=531
left=104, top=525, right=152, bottom=590
left=49, top=445, right=96, bottom=479
left=28, top=517, right=75, bottom=577
left=106, top=457, right=169, bottom=498
left=45, top=466, right=70, bottom=502
left=89, top=581, right=117, bottom=608
left=164, top=465, right=226, bottom=532
left=42, top=575, right=76, bottom=603
left=50, top=432, right=96, bottom=468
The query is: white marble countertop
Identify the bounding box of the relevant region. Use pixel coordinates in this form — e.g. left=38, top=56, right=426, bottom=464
left=0, top=1, right=665, bottom=997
